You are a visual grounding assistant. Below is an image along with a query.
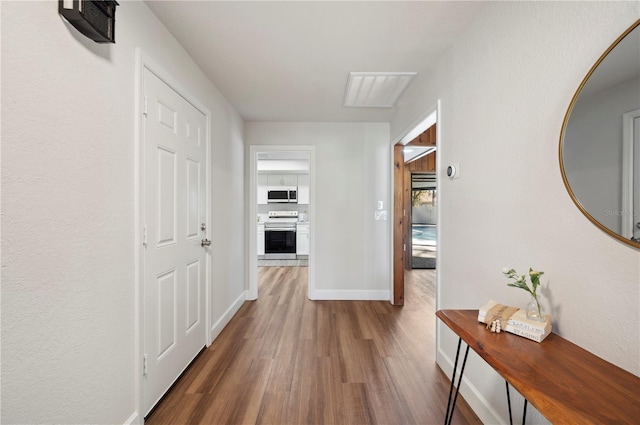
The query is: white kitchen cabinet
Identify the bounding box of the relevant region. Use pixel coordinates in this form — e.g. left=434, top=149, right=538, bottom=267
left=267, top=174, right=297, bottom=187
left=283, top=174, right=297, bottom=186
left=257, top=223, right=265, bottom=255
left=267, top=174, right=280, bottom=186
left=297, top=174, right=309, bottom=204
left=296, top=223, right=309, bottom=255
left=257, top=174, right=268, bottom=204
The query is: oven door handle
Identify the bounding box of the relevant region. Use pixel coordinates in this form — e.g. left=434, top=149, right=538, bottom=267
left=266, top=227, right=296, bottom=231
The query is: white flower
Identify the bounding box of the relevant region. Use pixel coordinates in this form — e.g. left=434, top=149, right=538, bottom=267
left=502, top=267, right=510, bottom=274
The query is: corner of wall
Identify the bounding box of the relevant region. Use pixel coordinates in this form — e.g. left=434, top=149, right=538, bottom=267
left=210, top=291, right=247, bottom=344
left=123, top=411, right=141, bottom=425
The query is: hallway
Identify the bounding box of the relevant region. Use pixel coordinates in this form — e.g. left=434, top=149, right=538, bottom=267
left=146, top=267, right=480, bottom=424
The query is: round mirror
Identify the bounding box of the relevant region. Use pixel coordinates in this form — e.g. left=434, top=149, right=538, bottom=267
left=560, top=19, right=640, bottom=249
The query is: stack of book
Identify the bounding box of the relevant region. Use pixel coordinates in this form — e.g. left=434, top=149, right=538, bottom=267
left=478, top=300, right=552, bottom=343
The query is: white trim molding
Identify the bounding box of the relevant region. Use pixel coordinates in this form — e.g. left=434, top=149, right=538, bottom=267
left=622, top=108, right=640, bottom=239
left=248, top=145, right=316, bottom=301
left=123, top=412, right=140, bottom=425
left=436, top=346, right=506, bottom=425
left=309, top=289, right=390, bottom=301
left=210, top=291, right=247, bottom=341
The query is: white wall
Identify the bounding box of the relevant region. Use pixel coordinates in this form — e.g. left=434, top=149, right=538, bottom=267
left=391, top=2, right=640, bottom=424
left=257, top=159, right=309, bottom=172
left=1, top=2, right=244, bottom=424
left=245, top=123, right=391, bottom=299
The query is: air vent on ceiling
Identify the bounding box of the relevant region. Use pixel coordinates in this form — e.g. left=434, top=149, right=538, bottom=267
left=343, top=72, right=417, bottom=108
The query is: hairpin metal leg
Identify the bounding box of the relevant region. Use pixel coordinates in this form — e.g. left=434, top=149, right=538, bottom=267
left=444, top=338, right=462, bottom=424
left=444, top=338, right=470, bottom=425
left=506, top=381, right=513, bottom=425
left=505, top=381, right=528, bottom=425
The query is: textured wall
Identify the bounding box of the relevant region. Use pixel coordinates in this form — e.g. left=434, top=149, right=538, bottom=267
left=1, top=2, right=245, bottom=423
left=391, top=1, right=640, bottom=424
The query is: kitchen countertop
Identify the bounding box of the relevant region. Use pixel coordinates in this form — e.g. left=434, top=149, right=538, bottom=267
left=256, top=214, right=309, bottom=224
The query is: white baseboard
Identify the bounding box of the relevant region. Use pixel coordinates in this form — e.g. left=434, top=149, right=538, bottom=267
left=123, top=411, right=140, bottom=425
left=309, top=289, right=390, bottom=301
left=210, top=291, right=246, bottom=343
left=437, top=346, right=505, bottom=425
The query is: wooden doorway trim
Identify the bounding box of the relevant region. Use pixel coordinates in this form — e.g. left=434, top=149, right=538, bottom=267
left=404, top=164, right=412, bottom=270
left=393, top=122, right=438, bottom=306
left=393, top=143, right=406, bottom=305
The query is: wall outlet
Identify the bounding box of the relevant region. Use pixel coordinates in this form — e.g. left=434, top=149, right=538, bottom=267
left=374, top=211, right=388, bottom=221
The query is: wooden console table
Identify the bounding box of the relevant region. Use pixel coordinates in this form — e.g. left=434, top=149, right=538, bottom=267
left=436, top=309, right=640, bottom=425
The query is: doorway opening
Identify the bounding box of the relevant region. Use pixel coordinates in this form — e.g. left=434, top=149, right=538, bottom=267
left=392, top=107, right=438, bottom=305
left=411, top=173, right=437, bottom=269
left=248, top=146, right=314, bottom=300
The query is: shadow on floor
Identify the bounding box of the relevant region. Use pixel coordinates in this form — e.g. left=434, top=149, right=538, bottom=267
left=412, top=244, right=436, bottom=269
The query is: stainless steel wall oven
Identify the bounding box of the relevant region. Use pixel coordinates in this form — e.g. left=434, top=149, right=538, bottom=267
left=264, top=222, right=296, bottom=259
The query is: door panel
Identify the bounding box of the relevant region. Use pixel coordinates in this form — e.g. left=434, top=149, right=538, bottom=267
left=186, top=260, right=201, bottom=333
left=157, top=269, right=177, bottom=359
left=186, top=159, right=200, bottom=238
left=157, top=147, right=177, bottom=247
left=143, top=68, right=207, bottom=416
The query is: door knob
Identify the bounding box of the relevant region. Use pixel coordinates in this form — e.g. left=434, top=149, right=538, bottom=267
left=201, top=239, right=212, bottom=247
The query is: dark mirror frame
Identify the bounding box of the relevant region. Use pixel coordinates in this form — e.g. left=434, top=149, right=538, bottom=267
left=559, top=19, right=640, bottom=250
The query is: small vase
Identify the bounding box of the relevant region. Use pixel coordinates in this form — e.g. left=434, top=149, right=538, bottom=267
left=525, top=295, right=545, bottom=322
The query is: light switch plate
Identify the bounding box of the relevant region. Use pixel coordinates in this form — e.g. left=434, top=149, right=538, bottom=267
left=374, top=211, right=388, bottom=221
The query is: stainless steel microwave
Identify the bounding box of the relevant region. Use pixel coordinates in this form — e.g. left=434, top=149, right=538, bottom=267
left=267, top=187, right=297, bottom=203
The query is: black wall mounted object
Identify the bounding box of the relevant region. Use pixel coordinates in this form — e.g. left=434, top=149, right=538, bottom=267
left=59, top=0, right=118, bottom=43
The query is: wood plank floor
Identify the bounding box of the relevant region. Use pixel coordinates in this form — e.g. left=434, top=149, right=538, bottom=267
left=146, top=268, right=481, bottom=425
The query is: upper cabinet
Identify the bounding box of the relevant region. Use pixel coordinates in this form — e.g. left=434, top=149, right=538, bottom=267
left=258, top=173, right=309, bottom=205
left=297, top=174, right=310, bottom=204
left=267, top=174, right=297, bottom=187
left=257, top=174, right=268, bottom=204
left=256, top=157, right=310, bottom=205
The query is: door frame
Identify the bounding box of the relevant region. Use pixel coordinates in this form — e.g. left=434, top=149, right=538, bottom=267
left=392, top=143, right=407, bottom=304
left=390, top=100, right=441, bottom=305
left=248, top=145, right=315, bottom=300
left=622, top=108, right=640, bottom=239
left=134, top=49, right=213, bottom=420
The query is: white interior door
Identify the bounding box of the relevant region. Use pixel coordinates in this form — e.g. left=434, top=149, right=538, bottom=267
left=142, top=68, right=207, bottom=415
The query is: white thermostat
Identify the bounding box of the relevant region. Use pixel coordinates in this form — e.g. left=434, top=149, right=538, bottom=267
left=446, top=163, right=460, bottom=179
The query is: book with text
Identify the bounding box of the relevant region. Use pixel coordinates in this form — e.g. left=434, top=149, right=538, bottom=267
left=478, top=300, right=552, bottom=343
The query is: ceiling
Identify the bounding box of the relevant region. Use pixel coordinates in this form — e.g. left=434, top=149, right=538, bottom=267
left=145, top=1, right=486, bottom=123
